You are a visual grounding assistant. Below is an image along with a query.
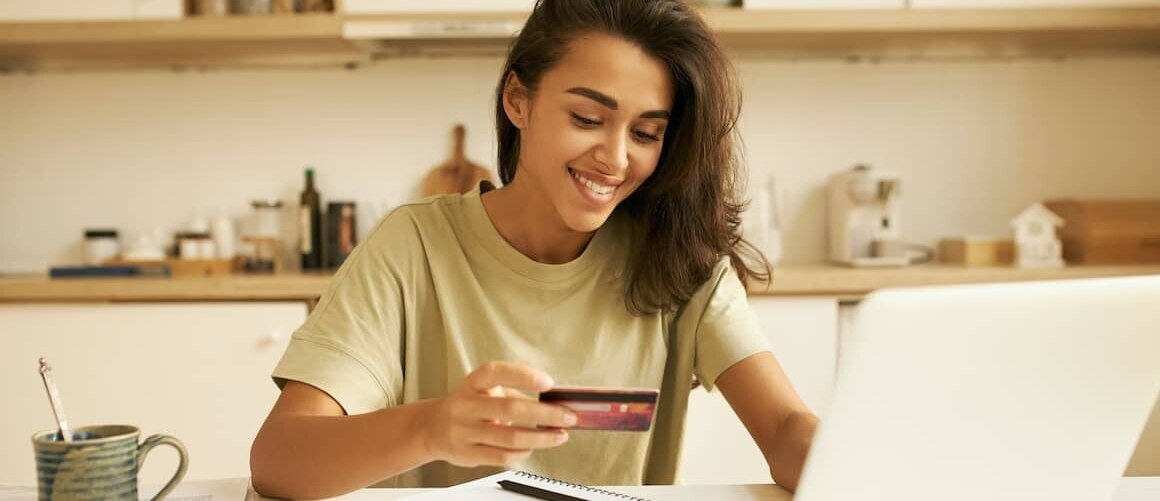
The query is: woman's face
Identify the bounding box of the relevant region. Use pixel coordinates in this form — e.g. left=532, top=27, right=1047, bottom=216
left=505, top=33, right=674, bottom=233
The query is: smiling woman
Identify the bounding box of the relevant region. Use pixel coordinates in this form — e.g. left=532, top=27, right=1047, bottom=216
left=484, top=32, right=675, bottom=264
left=249, top=1, right=817, bottom=498
left=492, top=1, right=768, bottom=311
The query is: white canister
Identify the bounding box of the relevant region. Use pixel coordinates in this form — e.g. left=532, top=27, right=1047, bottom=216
left=212, top=213, right=236, bottom=259
left=83, top=229, right=120, bottom=265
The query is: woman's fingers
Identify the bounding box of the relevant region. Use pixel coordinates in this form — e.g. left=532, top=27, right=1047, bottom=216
left=466, top=444, right=534, bottom=467
left=470, top=422, right=569, bottom=450
left=465, top=361, right=555, bottom=394
left=469, top=395, right=577, bottom=429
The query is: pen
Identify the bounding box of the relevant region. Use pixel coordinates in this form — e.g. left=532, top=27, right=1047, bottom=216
left=497, top=479, right=589, bottom=501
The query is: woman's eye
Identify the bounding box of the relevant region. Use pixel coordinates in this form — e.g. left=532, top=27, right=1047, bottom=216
left=633, top=130, right=661, bottom=143
left=570, top=113, right=601, bottom=127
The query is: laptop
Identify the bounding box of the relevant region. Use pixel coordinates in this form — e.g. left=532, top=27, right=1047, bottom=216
left=795, top=276, right=1160, bottom=501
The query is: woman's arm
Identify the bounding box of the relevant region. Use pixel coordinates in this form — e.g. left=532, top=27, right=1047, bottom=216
left=251, top=362, right=577, bottom=499
left=250, top=381, right=436, bottom=499
left=715, top=351, right=819, bottom=492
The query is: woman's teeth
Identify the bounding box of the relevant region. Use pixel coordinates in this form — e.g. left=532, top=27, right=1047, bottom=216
left=571, top=170, right=615, bottom=196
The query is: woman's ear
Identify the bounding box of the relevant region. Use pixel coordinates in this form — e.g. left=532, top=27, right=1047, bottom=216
left=502, top=71, right=530, bottom=130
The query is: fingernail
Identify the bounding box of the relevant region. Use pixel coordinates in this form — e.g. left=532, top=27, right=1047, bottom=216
left=563, top=412, right=578, bottom=426
left=557, top=430, right=569, bottom=443
left=538, top=374, right=555, bottom=389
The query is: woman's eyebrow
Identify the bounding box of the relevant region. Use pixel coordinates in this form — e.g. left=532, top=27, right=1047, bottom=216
left=566, top=86, right=670, bottom=120
left=566, top=86, right=618, bottom=109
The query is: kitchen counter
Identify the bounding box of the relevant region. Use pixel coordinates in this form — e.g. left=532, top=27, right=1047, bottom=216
left=2, top=265, right=1158, bottom=303
left=754, top=264, right=1160, bottom=300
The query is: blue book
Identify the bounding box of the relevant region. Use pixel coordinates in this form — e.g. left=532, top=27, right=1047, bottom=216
left=49, top=264, right=170, bottom=278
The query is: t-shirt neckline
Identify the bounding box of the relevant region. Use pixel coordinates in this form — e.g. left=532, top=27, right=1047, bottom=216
left=462, top=181, right=613, bottom=285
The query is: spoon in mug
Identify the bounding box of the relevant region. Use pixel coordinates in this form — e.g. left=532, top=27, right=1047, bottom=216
left=38, top=358, right=72, bottom=442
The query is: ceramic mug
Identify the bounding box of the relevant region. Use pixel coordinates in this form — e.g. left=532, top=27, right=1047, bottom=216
left=31, top=424, right=187, bottom=501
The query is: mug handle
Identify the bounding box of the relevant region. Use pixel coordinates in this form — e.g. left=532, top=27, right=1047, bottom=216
left=137, top=434, right=189, bottom=501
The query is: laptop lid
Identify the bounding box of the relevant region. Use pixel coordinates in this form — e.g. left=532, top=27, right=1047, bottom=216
left=795, top=276, right=1160, bottom=501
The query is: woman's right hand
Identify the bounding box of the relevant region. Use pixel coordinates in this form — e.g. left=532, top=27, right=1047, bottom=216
left=421, top=361, right=578, bottom=468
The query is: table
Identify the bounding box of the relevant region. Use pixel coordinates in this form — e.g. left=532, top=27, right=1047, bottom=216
left=5, top=477, right=1158, bottom=500
left=255, top=478, right=1160, bottom=500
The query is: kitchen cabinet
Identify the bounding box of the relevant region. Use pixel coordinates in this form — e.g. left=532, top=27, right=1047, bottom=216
left=678, top=297, right=839, bottom=485
left=911, top=0, right=1160, bottom=7
left=0, top=302, right=306, bottom=487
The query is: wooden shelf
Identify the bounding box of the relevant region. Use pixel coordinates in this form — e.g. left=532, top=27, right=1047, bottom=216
left=0, top=273, right=335, bottom=302
left=704, top=7, right=1160, bottom=57
left=0, top=14, right=364, bottom=70
left=3, top=264, right=1157, bottom=303
left=751, top=264, right=1160, bottom=301
left=2, top=7, right=1160, bottom=69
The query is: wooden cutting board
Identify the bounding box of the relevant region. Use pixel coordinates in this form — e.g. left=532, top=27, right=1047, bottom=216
left=420, top=124, right=494, bottom=198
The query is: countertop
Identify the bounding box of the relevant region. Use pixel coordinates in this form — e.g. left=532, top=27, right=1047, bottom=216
left=2, top=264, right=1158, bottom=303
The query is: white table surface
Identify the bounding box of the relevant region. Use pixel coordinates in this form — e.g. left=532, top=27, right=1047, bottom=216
left=4, top=477, right=1158, bottom=500
left=262, top=478, right=1160, bottom=501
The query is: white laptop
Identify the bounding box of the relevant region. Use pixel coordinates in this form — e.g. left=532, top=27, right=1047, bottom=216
left=795, top=276, right=1160, bottom=501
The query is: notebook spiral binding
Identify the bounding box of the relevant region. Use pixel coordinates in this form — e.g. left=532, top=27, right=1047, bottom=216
left=512, top=471, right=650, bottom=501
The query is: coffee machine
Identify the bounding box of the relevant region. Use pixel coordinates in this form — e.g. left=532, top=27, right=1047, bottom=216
left=827, top=164, right=909, bottom=267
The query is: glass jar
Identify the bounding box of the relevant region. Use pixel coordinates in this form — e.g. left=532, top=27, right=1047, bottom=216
left=251, top=200, right=283, bottom=238
left=231, top=0, right=271, bottom=15
left=83, top=229, right=120, bottom=266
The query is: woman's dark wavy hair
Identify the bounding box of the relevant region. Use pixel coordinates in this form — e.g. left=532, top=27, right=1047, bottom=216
left=495, top=0, right=770, bottom=314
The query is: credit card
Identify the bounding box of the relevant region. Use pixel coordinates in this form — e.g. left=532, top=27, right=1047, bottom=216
left=539, top=386, right=659, bottom=431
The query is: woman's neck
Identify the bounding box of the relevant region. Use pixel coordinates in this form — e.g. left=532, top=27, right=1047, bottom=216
left=480, top=181, right=594, bottom=265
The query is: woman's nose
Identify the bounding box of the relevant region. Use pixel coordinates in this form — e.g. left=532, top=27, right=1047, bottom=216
left=594, top=130, right=630, bottom=174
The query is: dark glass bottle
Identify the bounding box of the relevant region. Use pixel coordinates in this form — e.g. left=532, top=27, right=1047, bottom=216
left=299, top=167, right=323, bottom=270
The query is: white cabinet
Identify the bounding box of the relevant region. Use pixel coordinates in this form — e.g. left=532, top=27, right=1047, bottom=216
left=0, top=302, right=306, bottom=487
left=344, top=0, right=534, bottom=14
left=678, top=297, right=839, bottom=485
left=745, top=0, right=905, bottom=9
left=910, top=0, right=1160, bottom=7
left=0, top=0, right=182, bottom=21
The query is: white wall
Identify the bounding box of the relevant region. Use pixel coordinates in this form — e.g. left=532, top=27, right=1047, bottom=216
left=2, top=56, right=1158, bottom=273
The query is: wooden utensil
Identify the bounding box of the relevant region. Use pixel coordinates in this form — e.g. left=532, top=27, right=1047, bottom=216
left=420, top=124, right=494, bottom=198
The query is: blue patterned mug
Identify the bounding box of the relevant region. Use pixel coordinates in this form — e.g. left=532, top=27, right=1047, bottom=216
left=32, top=424, right=187, bottom=501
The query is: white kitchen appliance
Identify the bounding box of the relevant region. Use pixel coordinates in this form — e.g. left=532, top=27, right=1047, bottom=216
left=827, top=164, right=908, bottom=267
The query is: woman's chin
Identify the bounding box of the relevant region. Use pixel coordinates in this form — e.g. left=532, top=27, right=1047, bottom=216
left=562, top=210, right=614, bottom=234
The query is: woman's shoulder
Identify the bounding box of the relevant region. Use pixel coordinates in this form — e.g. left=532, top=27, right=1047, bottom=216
left=356, top=193, right=469, bottom=260
left=368, top=193, right=465, bottom=236
left=679, top=256, right=746, bottom=311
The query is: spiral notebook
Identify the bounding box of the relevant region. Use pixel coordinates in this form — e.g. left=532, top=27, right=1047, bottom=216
left=403, top=470, right=649, bottom=501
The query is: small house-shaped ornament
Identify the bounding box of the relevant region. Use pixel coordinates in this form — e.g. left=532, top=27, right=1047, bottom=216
left=1010, top=203, right=1065, bottom=268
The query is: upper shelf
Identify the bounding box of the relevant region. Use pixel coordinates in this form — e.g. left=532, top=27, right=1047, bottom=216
left=0, top=14, right=363, bottom=70
left=347, top=7, right=1160, bottom=58
left=3, top=7, right=1160, bottom=70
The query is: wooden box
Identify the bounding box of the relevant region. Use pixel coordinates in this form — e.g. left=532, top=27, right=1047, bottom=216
left=939, top=237, right=1014, bottom=266
left=1044, top=199, right=1160, bottom=265
left=168, top=258, right=236, bottom=278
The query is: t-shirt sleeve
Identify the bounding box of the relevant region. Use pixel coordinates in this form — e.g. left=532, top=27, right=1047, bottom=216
left=691, top=258, right=772, bottom=392
left=271, top=209, right=420, bottom=416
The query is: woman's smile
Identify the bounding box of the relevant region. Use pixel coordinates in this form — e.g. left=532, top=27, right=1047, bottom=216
left=569, top=166, right=621, bottom=205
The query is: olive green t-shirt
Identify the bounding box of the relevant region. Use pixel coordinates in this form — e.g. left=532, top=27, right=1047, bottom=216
left=272, top=184, right=770, bottom=488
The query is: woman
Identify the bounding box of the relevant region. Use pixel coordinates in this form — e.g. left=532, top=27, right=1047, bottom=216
left=250, top=0, right=817, bottom=498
